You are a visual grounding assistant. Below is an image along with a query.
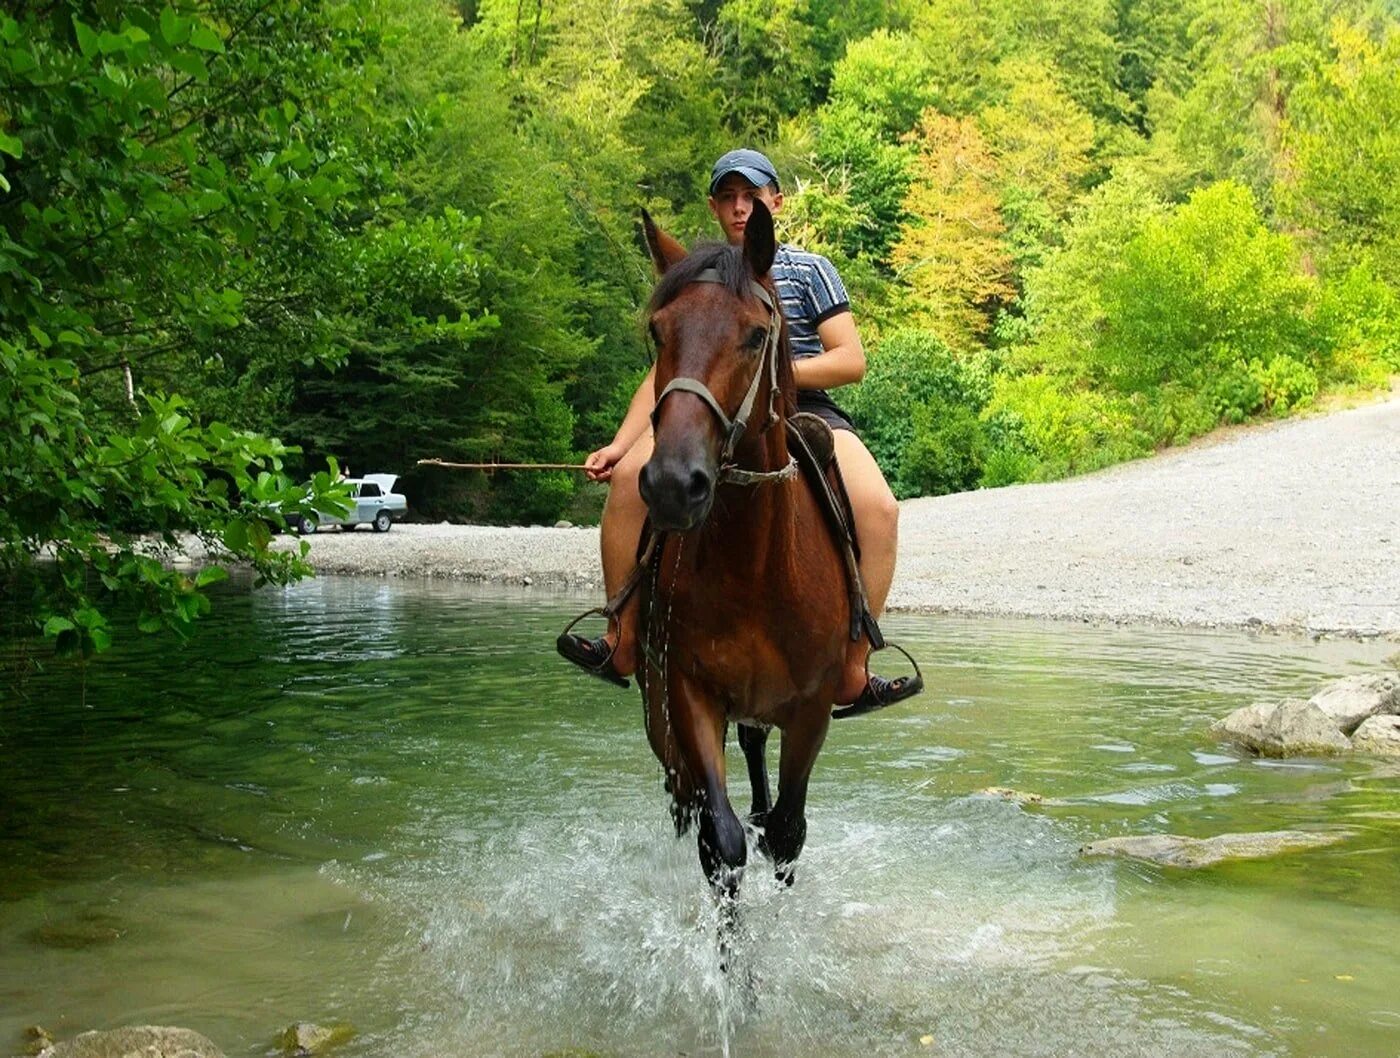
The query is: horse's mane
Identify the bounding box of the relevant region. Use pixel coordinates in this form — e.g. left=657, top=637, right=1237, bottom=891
left=647, top=241, right=748, bottom=311
left=646, top=242, right=796, bottom=417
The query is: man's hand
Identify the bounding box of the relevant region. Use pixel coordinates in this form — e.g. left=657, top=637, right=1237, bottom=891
left=584, top=442, right=629, bottom=482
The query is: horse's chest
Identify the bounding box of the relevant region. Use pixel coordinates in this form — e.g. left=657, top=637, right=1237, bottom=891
left=660, top=585, right=842, bottom=711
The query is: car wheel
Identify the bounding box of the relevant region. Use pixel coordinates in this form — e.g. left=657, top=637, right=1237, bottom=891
left=297, top=513, right=319, bottom=535
left=372, top=509, right=392, bottom=533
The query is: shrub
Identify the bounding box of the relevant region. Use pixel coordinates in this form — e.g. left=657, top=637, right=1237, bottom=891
left=979, top=446, right=1039, bottom=488
left=1096, top=181, right=1316, bottom=393
left=982, top=373, right=1149, bottom=479
left=845, top=328, right=992, bottom=498
left=901, top=398, right=989, bottom=496
left=1132, top=384, right=1219, bottom=446
left=1311, top=263, right=1400, bottom=386
left=1247, top=355, right=1318, bottom=414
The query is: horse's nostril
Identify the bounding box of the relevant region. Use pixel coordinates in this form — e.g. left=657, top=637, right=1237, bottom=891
left=686, top=468, right=712, bottom=504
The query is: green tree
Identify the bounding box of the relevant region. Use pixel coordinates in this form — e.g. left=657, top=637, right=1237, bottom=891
left=1, top=0, right=384, bottom=652
left=1013, top=169, right=1170, bottom=376
left=1280, top=20, right=1400, bottom=285
left=892, top=111, right=1015, bottom=349
left=1096, top=181, right=1315, bottom=396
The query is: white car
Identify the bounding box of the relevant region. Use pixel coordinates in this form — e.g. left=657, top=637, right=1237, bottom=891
left=290, top=474, right=407, bottom=533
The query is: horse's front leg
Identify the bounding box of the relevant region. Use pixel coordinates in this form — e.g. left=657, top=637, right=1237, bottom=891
left=670, top=672, right=747, bottom=899
left=765, top=707, right=831, bottom=886
left=737, top=722, right=772, bottom=828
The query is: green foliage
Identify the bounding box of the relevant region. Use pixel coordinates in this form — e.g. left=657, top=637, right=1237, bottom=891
left=1095, top=181, right=1315, bottom=392
left=1014, top=170, right=1171, bottom=376
left=829, top=30, right=940, bottom=137
left=1, top=340, right=345, bottom=655
left=4, top=0, right=1400, bottom=655
left=0, top=0, right=377, bottom=649
left=845, top=329, right=993, bottom=497
left=982, top=374, right=1150, bottom=481
left=1281, top=21, right=1400, bottom=286
left=1311, top=262, right=1400, bottom=385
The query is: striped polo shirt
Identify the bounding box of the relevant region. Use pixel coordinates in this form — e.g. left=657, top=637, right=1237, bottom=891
left=771, top=244, right=851, bottom=360
left=771, top=244, right=854, bottom=422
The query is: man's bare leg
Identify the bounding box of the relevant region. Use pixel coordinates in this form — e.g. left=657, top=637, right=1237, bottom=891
left=829, top=430, right=908, bottom=705
left=596, top=431, right=653, bottom=676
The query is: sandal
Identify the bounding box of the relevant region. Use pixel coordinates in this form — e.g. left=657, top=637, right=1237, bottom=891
left=556, top=632, right=630, bottom=689
left=831, top=671, right=924, bottom=720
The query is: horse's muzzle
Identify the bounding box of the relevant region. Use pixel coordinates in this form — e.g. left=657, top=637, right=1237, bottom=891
left=639, top=455, right=714, bottom=532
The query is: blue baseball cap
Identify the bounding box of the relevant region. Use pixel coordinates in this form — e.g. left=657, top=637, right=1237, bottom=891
left=709, top=149, right=780, bottom=195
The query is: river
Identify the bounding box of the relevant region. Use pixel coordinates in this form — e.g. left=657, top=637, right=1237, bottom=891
left=1, top=578, right=1397, bottom=1057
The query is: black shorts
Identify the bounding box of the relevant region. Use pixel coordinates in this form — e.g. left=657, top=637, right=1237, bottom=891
left=796, top=390, right=856, bottom=433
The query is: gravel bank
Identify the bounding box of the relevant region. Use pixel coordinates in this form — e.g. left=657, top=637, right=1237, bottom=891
left=275, top=394, right=1400, bottom=637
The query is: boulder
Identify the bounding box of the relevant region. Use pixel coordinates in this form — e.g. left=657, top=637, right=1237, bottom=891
left=1351, top=715, right=1400, bottom=757
left=1209, top=700, right=1279, bottom=752
left=39, top=1027, right=223, bottom=1058
left=1308, top=672, right=1400, bottom=735
left=277, top=1023, right=355, bottom=1057
left=1262, top=699, right=1352, bottom=756
left=1080, top=830, right=1348, bottom=868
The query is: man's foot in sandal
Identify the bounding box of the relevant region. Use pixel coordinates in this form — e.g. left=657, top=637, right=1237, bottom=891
left=556, top=632, right=630, bottom=689
left=832, top=672, right=924, bottom=720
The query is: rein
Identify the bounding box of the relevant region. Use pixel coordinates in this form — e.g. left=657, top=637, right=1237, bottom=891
left=648, top=268, right=797, bottom=486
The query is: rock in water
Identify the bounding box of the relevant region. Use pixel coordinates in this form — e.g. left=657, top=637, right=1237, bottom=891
left=24, top=1026, right=55, bottom=1056
left=1263, top=699, right=1353, bottom=755
left=1308, top=672, right=1400, bottom=734
left=1209, top=700, right=1280, bottom=752
left=975, top=787, right=1046, bottom=805
left=39, top=1027, right=224, bottom=1058
left=1351, top=715, right=1400, bottom=756
left=1080, top=830, right=1348, bottom=868
left=277, top=1023, right=355, bottom=1057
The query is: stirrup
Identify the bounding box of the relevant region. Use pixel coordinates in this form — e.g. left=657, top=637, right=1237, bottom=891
left=557, top=607, right=629, bottom=689
left=831, top=641, right=924, bottom=720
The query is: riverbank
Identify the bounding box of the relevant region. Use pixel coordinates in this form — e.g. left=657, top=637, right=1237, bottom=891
left=262, top=393, right=1400, bottom=638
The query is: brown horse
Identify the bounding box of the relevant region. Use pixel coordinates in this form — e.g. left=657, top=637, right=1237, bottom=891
left=635, top=201, right=850, bottom=900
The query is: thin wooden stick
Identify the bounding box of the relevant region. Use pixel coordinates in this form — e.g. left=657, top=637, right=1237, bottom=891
left=416, top=458, right=591, bottom=471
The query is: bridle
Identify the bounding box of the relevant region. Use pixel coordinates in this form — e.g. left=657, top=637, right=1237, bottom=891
left=648, top=268, right=798, bottom=486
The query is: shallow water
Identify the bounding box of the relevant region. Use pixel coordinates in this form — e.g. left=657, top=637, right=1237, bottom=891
left=1, top=579, right=1397, bottom=1058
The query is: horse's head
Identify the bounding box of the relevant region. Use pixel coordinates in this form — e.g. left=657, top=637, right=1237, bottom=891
left=638, top=200, right=790, bottom=532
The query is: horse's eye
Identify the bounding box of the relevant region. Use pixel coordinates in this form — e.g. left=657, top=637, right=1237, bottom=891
left=743, top=326, right=766, bottom=352
left=648, top=321, right=662, bottom=348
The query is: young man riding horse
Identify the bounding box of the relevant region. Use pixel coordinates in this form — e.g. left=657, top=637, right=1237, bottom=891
left=559, top=148, right=922, bottom=717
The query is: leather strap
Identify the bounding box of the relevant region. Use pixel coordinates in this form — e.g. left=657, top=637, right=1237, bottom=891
left=649, top=268, right=783, bottom=473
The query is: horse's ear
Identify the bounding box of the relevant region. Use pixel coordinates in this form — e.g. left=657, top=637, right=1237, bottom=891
left=641, top=209, right=687, bottom=275
left=744, top=199, right=777, bottom=279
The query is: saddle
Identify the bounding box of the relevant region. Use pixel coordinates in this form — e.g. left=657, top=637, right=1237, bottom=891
left=783, top=413, right=884, bottom=650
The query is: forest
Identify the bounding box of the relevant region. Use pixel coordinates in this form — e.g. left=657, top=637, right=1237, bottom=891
left=3, top=0, right=1399, bottom=651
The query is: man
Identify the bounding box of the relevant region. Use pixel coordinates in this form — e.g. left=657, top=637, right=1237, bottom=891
left=558, top=148, right=922, bottom=714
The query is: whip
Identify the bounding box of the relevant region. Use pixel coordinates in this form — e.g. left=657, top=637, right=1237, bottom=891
left=416, top=458, right=592, bottom=472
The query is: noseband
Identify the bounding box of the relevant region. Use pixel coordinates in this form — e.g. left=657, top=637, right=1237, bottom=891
left=648, top=268, right=798, bottom=486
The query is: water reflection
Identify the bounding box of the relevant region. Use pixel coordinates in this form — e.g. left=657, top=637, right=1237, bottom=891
left=0, top=580, right=1396, bottom=1057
